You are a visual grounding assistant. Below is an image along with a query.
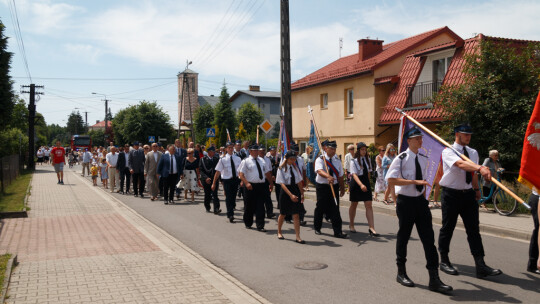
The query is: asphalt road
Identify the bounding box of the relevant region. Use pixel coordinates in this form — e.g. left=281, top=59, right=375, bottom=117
left=80, top=169, right=539, bottom=304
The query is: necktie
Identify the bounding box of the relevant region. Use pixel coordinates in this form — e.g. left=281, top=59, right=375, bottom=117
left=230, top=156, right=236, bottom=178
left=415, top=155, right=423, bottom=192
left=363, top=158, right=368, bottom=175
left=255, top=158, right=263, bottom=180
left=290, top=166, right=296, bottom=185
left=170, top=155, right=173, bottom=173
left=463, top=147, right=472, bottom=184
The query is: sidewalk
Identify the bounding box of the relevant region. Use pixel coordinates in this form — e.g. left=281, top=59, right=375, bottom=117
left=304, top=188, right=534, bottom=242
left=0, top=166, right=270, bottom=304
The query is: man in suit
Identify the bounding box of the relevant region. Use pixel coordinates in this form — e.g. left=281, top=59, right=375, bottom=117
left=200, top=146, right=220, bottom=214
left=157, top=144, right=182, bottom=204
left=145, top=143, right=162, bottom=200
left=129, top=141, right=146, bottom=198
left=174, top=139, right=187, bottom=199
left=117, top=145, right=131, bottom=194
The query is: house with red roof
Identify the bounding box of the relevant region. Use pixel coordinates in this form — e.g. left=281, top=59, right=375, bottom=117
left=291, top=26, right=463, bottom=156
left=88, top=120, right=112, bottom=132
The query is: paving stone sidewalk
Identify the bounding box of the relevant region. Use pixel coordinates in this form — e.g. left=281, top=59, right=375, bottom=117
left=0, top=166, right=269, bottom=304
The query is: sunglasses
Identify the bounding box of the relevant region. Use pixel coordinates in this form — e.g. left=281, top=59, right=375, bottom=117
left=144, top=147, right=149, bottom=150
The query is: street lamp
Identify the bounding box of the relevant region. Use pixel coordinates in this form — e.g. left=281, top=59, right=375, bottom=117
left=92, top=92, right=110, bottom=142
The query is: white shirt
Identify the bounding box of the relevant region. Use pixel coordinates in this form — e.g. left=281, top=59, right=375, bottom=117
left=43, top=149, right=50, bottom=156
left=344, top=153, right=354, bottom=171
left=37, top=150, right=43, bottom=157
left=295, top=156, right=306, bottom=176
left=215, top=153, right=241, bottom=179
left=239, top=156, right=269, bottom=183
left=386, top=148, right=427, bottom=197
left=276, top=164, right=302, bottom=185
left=262, top=156, right=272, bottom=172
left=164, top=152, right=177, bottom=174
left=82, top=151, right=92, bottom=163
left=439, top=142, right=479, bottom=190
left=315, top=154, right=344, bottom=184
left=106, top=152, right=119, bottom=167
left=349, top=157, right=370, bottom=176
left=124, top=151, right=130, bottom=167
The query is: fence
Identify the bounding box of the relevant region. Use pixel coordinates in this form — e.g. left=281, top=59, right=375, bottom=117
left=406, top=80, right=443, bottom=107
left=0, top=155, right=21, bottom=193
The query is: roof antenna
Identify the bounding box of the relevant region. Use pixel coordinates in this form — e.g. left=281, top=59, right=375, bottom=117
left=339, top=37, right=343, bottom=58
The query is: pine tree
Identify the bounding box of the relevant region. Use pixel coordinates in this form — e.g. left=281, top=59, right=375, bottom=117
left=236, top=122, right=248, bottom=140
left=213, top=85, right=236, bottom=147
left=0, top=21, right=14, bottom=130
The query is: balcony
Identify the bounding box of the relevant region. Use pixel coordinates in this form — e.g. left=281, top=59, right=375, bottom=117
left=405, top=80, right=442, bottom=108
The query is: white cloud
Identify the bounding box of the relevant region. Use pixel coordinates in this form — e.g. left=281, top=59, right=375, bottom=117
left=63, top=43, right=102, bottom=64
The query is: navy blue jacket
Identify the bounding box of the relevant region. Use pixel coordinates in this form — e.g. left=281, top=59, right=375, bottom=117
left=157, top=153, right=183, bottom=178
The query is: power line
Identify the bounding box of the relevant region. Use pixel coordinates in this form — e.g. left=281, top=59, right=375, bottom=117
left=8, top=0, right=31, bottom=81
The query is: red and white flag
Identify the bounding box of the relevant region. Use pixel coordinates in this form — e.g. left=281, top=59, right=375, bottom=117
left=518, top=91, right=540, bottom=190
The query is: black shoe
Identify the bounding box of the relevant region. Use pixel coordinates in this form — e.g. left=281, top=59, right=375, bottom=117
left=300, top=221, right=307, bottom=226
left=229, top=217, right=235, bottom=223
left=257, top=228, right=267, bottom=232
left=206, top=209, right=212, bottom=213
left=314, top=230, right=322, bottom=235
left=169, top=200, right=174, bottom=204
left=164, top=201, right=169, bottom=205
left=474, top=256, right=502, bottom=278
left=286, top=220, right=292, bottom=224
left=440, top=262, right=459, bottom=276
left=245, top=226, right=252, bottom=229
left=277, top=234, right=285, bottom=240
left=527, top=268, right=540, bottom=275
left=428, top=269, right=453, bottom=293
left=295, top=239, right=306, bottom=244
left=397, top=265, right=415, bottom=287
left=267, top=214, right=276, bottom=219
left=325, top=217, right=331, bottom=223
left=214, top=209, right=221, bottom=215
left=368, top=228, right=380, bottom=237
left=334, top=232, right=348, bottom=239
left=134, top=194, right=139, bottom=197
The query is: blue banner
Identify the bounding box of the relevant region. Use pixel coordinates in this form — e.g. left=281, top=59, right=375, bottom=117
left=307, top=121, right=319, bottom=184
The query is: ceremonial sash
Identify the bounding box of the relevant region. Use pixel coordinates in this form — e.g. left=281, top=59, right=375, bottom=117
left=324, top=158, right=339, bottom=178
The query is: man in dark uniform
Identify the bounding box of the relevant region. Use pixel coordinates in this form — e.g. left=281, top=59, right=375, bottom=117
left=234, top=140, right=247, bottom=203
left=526, top=188, right=540, bottom=274
left=212, top=141, right=241, bottom=223
left=239, top=144, right=272, bottom=232
left=268, top=146, right=281, bottom=202
left=386, top=127, right=452, bottom=293
left=200, top=146, right=221, bottom=214
left=438, top=124, right=502, bottom=278
left=117, top=145, right=131, bottom=194
left=258, top=146, right=276, bottom=219
left=128, top=141, right=146, bottom=198
left=174, top=139, right=187, bottom=200
left=313, top=140, right=347, bottom=238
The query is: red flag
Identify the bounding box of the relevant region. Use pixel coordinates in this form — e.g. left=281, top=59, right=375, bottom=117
left=518, top=91, right=540, bottom=190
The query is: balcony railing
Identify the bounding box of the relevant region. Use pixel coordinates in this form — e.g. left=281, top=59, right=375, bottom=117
left=406, top=80, right=442, bottom=107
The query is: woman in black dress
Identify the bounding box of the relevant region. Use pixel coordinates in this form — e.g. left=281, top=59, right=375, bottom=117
left=349, top=142, right=379, bottom=236
left=276, top=151, right=305, bottom=244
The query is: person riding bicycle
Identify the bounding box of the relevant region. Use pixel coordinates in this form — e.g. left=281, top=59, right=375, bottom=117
left=481, top=150, right=503, bottom=210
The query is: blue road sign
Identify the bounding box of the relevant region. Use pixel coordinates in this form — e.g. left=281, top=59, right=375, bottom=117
left=148, top=136, right=156, bottom=143
left=206, top=128, right=216, bottom=137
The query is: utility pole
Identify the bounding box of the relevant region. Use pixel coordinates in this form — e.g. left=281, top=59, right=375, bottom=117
left=280, top=0, right=292, bottom=141
left=84, top=111, right=89, bottom=133
left=21, top=84, right=44, bottom=170
left=92, top=93, right=110, bottom=143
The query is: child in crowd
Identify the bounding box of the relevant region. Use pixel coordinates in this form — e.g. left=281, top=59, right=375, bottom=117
left=100, top=158, right=108, bottom=189
left=90, top=163, right=99, bottom=186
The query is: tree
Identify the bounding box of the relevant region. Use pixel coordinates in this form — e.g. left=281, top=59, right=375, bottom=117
left=0, top=21, right=14, bottom=131
left=112, top=101, right=176, bottom=145
left=236, top=122, right=248, bottom=140
left=88, top=129, right=105, bottom=147
left=270, top=120, right=280, bottom=139
left=47, top=123, right=68, bottom=146
left=237, top=102, right=264, bottom=137
left=213, top=85, right=236, bottom=147
left=0, top=128, right=27, bottom=157
left=193, top=104, right=214, bottom=143
left=66, top=111, right=85, bottom=136
left=434, top=39, right=540, bottom=173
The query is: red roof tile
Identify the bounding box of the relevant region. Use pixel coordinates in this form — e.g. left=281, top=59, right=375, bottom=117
left=90, top=120, right=112, bottom=128
left=292, top=26, right=462, bottom=91
left=373, top=75, right=399, bottom=85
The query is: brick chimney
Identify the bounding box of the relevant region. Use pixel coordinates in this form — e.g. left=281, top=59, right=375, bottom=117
left=357, top=39, right=384, bottom=61
left=249, top=85, right=260, bottom=92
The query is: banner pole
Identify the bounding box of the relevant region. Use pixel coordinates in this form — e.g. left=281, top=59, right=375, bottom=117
left=395, top=108, right=529, bottom=209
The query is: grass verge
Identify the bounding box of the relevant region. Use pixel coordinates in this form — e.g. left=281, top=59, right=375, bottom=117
left=0, top=254, right=12, bottom=290
left=0, top=170, right=32, bottom=212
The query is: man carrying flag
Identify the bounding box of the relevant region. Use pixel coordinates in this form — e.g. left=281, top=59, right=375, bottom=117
left=519, top=91, right=540, bottom=274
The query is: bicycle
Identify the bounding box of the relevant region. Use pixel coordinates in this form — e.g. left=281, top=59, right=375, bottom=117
left=478, top=169, right=517, bottom=216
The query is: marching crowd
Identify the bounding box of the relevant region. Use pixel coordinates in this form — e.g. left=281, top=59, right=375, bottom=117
left=41, top=122, right=540, bottom=294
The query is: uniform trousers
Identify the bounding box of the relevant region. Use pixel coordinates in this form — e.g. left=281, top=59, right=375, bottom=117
left=438, top=187, right=485, bottom=257
left=263, top=180, right=274, bottom=216
left=395, top=194, right=439, bottom=269
left=132, top=172, right=145, bottom=196
left=119, top=168, right=131, bottom=193
left=528, top=194, right=539, bottom=268
left=223, top=178, right=239, bottom=218
left=243, top=182, right=266, bottom=229
left=148, top=175, right=160, bottom=197
left=203, top=181, right=220, bottom=211
left=314, top=183, right=343, bottom=235
left=163, top=173, right=178, bottom=201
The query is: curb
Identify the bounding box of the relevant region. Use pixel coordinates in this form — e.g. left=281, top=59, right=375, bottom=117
left=1, top=254, right=17, bottom=304
left=305, top=193, right=531, bottom=242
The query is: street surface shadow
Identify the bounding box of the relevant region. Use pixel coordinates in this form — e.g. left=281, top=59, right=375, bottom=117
left=450, top=281, right=520, bottom=303
left=452, top=263, right=539, bottom=293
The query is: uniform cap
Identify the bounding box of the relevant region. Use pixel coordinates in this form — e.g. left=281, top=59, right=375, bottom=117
left=454, top=124, right=473, bottom=134
left=405, top=127, right=423, bottom=139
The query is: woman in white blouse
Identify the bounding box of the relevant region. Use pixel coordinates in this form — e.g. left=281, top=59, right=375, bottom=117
left=276, top=151, right=305, bottom=244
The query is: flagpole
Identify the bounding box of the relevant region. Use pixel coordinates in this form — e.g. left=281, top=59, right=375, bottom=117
left=396, top=107, right=530, bottom=209
left=256, top=127, right=260, bottom=144
left=308, top=105, right=339, bottom=205
left=226, top=128, right=231, bottom=142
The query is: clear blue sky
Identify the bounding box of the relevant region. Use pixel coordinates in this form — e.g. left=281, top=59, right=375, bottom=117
left=1, top=0, right=539, bottom=127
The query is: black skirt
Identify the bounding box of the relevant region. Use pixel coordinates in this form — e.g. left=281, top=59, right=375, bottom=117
left=279, top=183, right=302, bottom=215
left=349, top=174, right=373, bottom=202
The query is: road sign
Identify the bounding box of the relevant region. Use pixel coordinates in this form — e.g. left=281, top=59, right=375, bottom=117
left=148, top=136, right=155, bottom=143
left=158, top=137, right=167, bottom=142
left=206, top=128, right=216, bottom=137
left=260, top=120, right=273, bottom=134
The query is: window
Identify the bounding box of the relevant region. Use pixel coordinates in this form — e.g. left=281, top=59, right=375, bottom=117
left=320, top=93, right=328, bottom=109
left=432, top=56, right=453, bottom=84
left=345, top=89, right=354, bottom=117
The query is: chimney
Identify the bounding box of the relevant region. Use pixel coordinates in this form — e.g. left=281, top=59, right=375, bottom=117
left=249, top=85, right=260, bottom=92
left=96, top=120, right=100, bottom=124
left=357, top=39, right=384, bottom=61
